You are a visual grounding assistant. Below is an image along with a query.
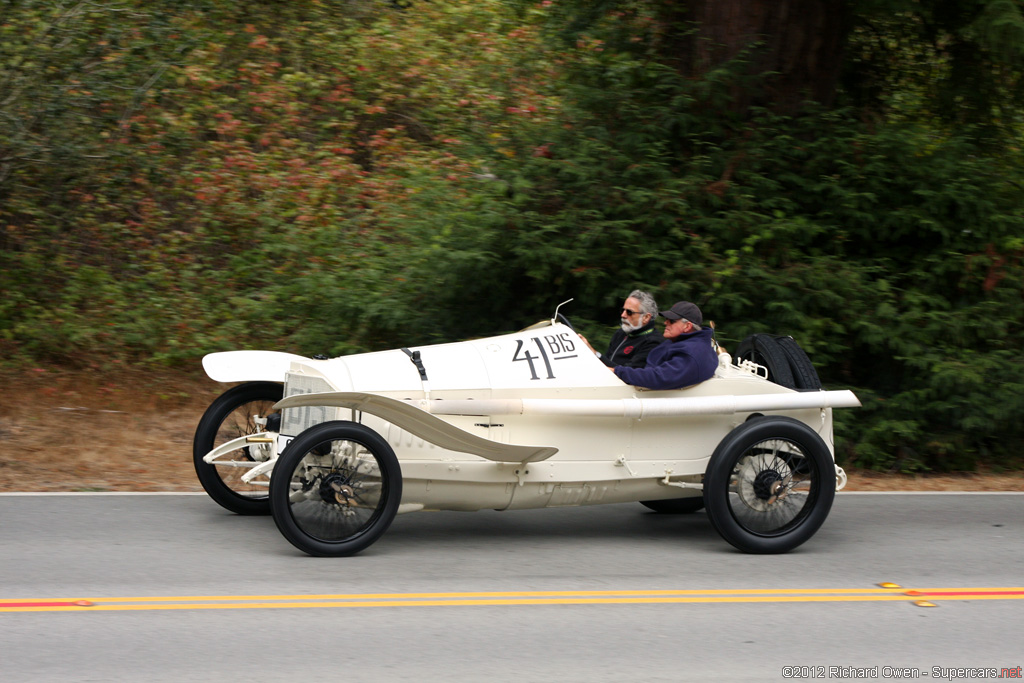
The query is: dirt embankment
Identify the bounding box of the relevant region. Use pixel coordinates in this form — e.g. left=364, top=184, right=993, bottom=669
left=1, top=366, right=1021, bottom=493
left=0, top=365, right=220, bottom=492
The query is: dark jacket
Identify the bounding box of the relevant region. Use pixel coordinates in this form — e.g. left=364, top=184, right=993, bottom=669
left=613, top=327, right=718, bottom=390
left=599, top=321, right=662, bottom=369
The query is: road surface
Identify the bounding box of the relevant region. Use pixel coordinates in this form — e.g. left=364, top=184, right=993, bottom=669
left=1, top=492, right=1021, bottom=681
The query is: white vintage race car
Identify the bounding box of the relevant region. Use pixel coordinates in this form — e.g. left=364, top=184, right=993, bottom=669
left=192, top=305, right=860, bottom=557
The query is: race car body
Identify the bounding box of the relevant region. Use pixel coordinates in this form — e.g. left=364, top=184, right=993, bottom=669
left=194, top=314, right=859, bottom=557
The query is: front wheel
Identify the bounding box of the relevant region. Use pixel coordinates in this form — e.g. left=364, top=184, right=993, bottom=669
left=270, top=421, right=402, bottom=557
left=193, top=381, right=283, bottom=515
left=703, top=416, right=835, bottom=553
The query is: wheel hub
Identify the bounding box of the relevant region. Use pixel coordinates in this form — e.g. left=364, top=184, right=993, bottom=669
left=319, top=474, right=354, bottom=505
left=752, top=469, right=782, bottom=500
left=734, top=455, right=792, bottom=512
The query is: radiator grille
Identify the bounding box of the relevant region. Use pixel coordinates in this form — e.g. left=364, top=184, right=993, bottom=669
left=281, top=373, right=339, bottom=436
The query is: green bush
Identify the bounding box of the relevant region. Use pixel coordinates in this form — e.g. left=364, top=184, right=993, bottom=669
left=2, top=0, right=1022, bottom=472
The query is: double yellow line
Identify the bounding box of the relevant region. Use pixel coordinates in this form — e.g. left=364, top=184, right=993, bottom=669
left=3, top=586, right=1023, bottom=613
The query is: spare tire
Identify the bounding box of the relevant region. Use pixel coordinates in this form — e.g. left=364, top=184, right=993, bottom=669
left=775, top=336, right=822, bottom=391
left=735, top=334, right=795, bottom=388
left=735, top=334, right=822, bottom=391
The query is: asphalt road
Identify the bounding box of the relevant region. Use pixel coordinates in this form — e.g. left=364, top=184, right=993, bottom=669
left=1, top=492, right=1022, bottom=682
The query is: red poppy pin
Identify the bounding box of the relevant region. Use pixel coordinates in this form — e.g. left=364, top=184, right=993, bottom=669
left=624, top=346, right=634, bottom=354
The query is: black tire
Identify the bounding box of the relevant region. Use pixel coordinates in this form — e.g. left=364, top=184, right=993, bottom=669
left=640, top=497, right=705, bottom=514
left=270, top=421, right=402, bottom=557
left=193, top=381, right=283, bottom=516
left=774, top=336, right=822, bottom=391
left=703, top=416, right=835, bottom=553
left=735, top=334, right=796, bottom=389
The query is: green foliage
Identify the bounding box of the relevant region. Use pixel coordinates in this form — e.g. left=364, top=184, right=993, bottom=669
left=474, top=21, right=1024, bottom=473
left=2, top=0, right=1023, bottom=473
left=846, top=0, right=1024, bottom=140
left=1, top=0, right=562, bottom=358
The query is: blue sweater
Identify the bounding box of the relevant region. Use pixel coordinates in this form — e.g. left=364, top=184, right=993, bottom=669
left=613, top=328, right=718, bottom=390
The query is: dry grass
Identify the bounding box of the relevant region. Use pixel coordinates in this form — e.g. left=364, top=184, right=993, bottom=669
left=0, top=365, right=221, bottom=492
left=1, top=365, right=1021, bottom=493
left=839, top=468, right=1023, bottom=492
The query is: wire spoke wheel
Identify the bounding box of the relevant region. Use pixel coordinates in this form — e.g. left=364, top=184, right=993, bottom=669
left=270, top=421, right=401, bottom=557
left=193, top=382, right=283, bottom=515
left=287, top=448, right=385, bottom=541
left=729, top=441, right=813, bottom=533
left=704, top=417, right=835, bottom=553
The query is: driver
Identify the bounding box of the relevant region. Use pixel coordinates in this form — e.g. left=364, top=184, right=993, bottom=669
left=581, top=290, right=662, bottom=369
left=613, top=301, right=718, bottom=390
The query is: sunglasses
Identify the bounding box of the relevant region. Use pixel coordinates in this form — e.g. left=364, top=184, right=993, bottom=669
left=621, top=308, right=640, bottom=316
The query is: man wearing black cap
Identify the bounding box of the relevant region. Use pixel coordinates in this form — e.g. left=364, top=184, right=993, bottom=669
left=612, top=301, right=718, bottom=390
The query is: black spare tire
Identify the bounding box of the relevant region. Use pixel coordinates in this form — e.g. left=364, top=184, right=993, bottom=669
left=735, top=334, right=821, bottom=391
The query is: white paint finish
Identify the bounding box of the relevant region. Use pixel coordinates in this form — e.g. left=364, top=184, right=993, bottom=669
left=201, top=350, right=313, bottom=382
left=200, top=321, right=861, bottom=514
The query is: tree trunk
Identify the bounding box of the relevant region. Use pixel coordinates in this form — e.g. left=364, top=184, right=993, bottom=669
left=665, top=0, right=850, bottom=114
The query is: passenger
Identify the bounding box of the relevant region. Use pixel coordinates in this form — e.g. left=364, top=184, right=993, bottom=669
left=580, top=289, right=663, bottom=369
left=613, top=301, right=718, bottom=390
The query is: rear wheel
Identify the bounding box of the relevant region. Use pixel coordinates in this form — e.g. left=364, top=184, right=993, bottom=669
left=270, top=421, right=402, bottom=557
left=193, top=382, right=282, bottom=515
left=704, top=416, right=835, bottom=553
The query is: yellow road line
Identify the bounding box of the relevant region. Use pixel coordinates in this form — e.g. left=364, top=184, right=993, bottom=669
left=3, top=587, right=1022, bottom=613
left=0, top=587, right=922, bottom=603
